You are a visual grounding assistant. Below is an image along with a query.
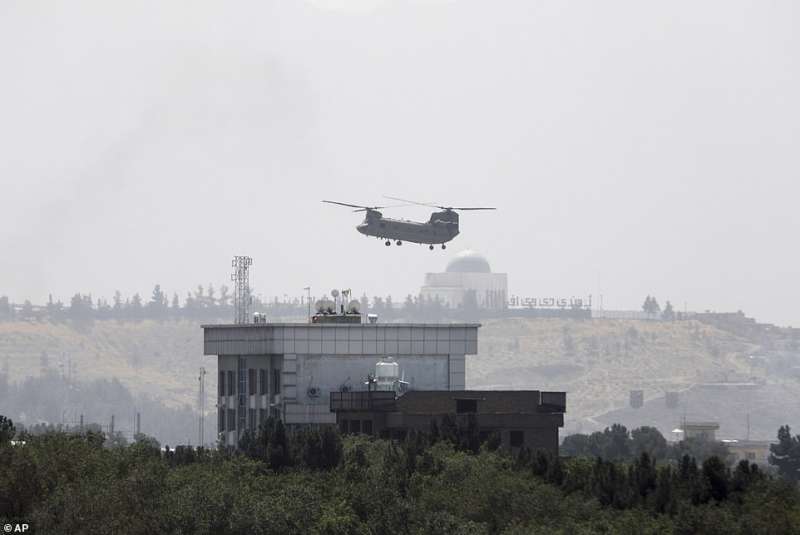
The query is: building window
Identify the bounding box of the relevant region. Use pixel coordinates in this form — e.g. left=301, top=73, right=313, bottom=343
left=218, top=408, right=225, bottom=432
left=350, top=420, right=361, bottom=434
left=258, top=409, right=267, bottom=429
left=363, top=420, right=373, bottom=435
left=259, top=369, right=267, bottom=395
left=510, top=430, right=524, bottom=448
left=248, top=408, right=256, bottom=431
left=227, top=409, right=236, bottom=431
left=456, top=399, right=478, bottom=413
left=227, top=370, right=235, bottom=396
left=272, top=368, right=281, bottom=394
left=218, top=371, right=224, bottom=397
left=248, top=369, right=257, bottom=396
left=339, top=419, right=348, bottom=434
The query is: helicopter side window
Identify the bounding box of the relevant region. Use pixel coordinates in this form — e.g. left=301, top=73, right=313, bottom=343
left=380, top=222, right=386, bottom=228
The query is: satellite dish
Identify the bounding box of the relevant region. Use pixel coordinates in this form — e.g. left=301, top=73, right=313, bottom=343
left=347, top=300, right=360, bottom=314
left=331, top=289, right=340, bottom=298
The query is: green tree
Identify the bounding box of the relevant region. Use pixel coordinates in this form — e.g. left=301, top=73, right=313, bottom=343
left=702, top=456, right=729, bottom=502
left=769, top=425, right=800, bottom=482
left=268, top=419, right=291, bottom=470
left=631, top=426, right=668, bottom=460
left=148, top=284, right=167, bottom=319
left=129, top=293, right=144, bottom=319
left=0, top=415, right=15, bottom=444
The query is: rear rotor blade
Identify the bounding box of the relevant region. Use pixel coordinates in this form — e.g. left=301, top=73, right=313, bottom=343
left=385, top=196, right=496, bottom=211
left=384, top=196, right=442, bottom=209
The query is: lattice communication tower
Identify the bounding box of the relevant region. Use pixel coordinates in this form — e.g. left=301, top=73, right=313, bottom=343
left=231, top=255, right=253, bottom=324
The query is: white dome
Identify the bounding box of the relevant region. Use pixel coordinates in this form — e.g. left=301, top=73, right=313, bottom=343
left=445, top=250, right=491, bottom=273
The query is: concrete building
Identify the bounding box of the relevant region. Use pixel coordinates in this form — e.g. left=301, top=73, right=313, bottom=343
left=420, top=250, right=508, bottom=310
left=330, top=390, right=566, bottom=453
left=722, top=439, right=773, bottom=466
left=681, top=421, right=720, bottom=441
left=203, top=321, right=479, bottom=446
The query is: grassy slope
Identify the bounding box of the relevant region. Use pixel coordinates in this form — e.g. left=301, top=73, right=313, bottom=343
left=0, top=319, right=208, bottom=409
left=469, top=318, right=763, bottom=431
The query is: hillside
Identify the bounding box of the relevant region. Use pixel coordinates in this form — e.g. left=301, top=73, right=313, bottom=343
left=471, top=318, right=800, bottom=436
left=0, top=319, right=208, bottom=410
left=1, top=317, right=796, bottom=440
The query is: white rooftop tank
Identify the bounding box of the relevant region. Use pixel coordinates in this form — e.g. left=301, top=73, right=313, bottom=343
left=375, top=357, right=399, bottom=381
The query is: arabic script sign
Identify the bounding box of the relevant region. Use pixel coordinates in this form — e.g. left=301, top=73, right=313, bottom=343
left=508, top=295, right=592, bottom=309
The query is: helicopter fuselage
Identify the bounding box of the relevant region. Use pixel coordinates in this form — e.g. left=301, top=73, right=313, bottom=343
left=356, top=210, right=460, bottom=245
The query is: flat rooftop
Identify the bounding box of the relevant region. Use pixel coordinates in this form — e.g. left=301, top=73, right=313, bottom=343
left=201, top=322, right=481, bottom=328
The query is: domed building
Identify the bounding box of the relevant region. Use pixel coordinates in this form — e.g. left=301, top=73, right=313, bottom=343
left=420, top=250, right=508, bottom=310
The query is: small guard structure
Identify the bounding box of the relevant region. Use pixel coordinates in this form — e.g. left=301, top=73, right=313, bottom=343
left=330, top=390, right=566, bottom=454
left=203, top=321, right=480, bottom=447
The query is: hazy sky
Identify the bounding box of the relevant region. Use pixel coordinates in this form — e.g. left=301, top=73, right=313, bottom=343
left=1, top=1, right=798, bottom=325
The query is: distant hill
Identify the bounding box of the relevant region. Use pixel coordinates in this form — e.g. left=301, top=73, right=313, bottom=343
left=470, top=317, right=799, bottom=436
left=0, top=319, right=210, bottom=409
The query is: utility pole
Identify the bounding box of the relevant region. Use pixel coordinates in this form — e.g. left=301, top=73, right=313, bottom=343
left=198, top=367, right=206, bottom=447
left=304, top=287, right=311, bottom=323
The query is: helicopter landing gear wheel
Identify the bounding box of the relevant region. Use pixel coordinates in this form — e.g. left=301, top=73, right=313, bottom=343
left=429, top=245, right=434, bottom=250
left=396, top=240, right=403, bottom=246
left=441, top=244, right=447, bottom=250
left=385, top=240, right=391, bottom=246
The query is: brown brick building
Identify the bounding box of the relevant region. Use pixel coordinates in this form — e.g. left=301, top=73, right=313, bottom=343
left=330, top=390, right=566, bottom=453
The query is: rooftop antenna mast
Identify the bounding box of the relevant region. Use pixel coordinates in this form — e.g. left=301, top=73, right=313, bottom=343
left=231, top=256, right=253, bottom=324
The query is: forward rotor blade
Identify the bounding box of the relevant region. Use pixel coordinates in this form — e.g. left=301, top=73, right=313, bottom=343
left=452, top=207, right=496, bottom=211
left=322, top=200, right=368, bottom=209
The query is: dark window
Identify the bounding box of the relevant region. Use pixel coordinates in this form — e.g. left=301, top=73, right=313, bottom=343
left=248, top=369, right=257, bottom=396
left=339, top=419, right=349, bottom=434
left=479, top=431, right=490, bottom=443
left=510, top=430, right=524, bottom=448
left=218, top=371, right=224, bottom=397
left=219, top=408, right=225, bottom=432
left=363, top=420, right=373, bottom=435
left=227, top=409, right=236, bottom=431
left=248, top=408, right=256, bottom=431
left=350, top=420, right=361, bottom=434
left=259, top=369, right=267, bottom=395
left=272, top=369, right=281, bottom=394
left=227, top=370, right=235, bottom=396
left=456, top=399, right=478, bottom=413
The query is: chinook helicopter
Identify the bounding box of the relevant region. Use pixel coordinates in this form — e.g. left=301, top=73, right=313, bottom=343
left=322, top=196, right=495, bottom=249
